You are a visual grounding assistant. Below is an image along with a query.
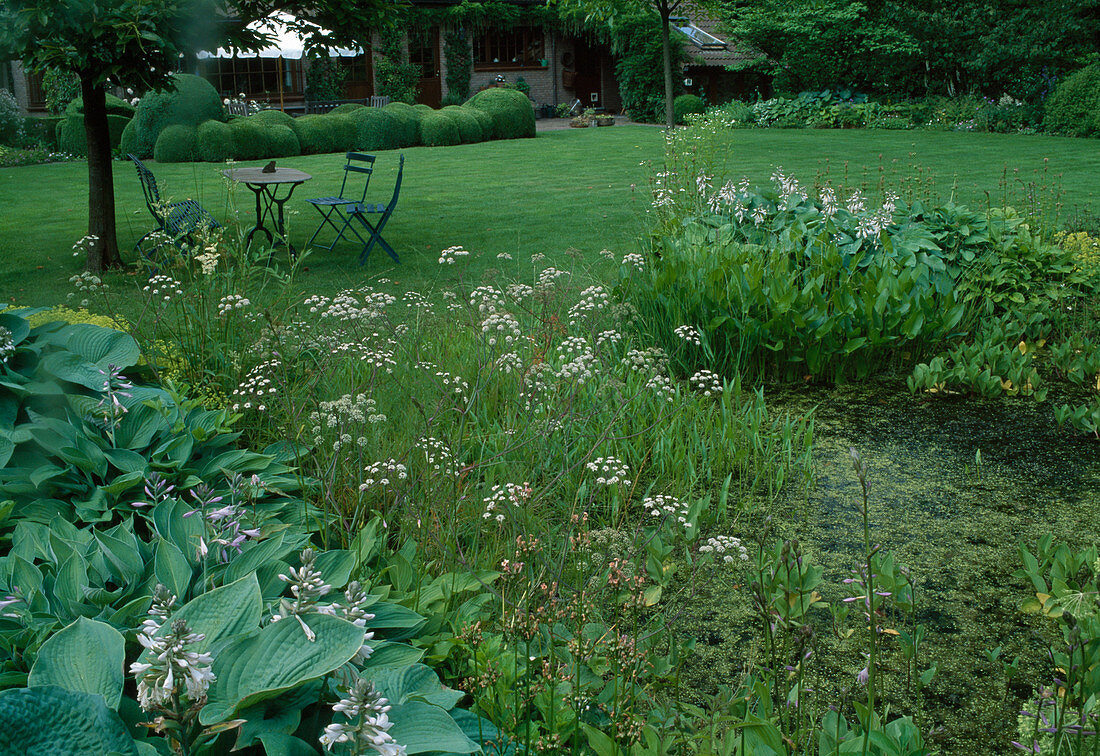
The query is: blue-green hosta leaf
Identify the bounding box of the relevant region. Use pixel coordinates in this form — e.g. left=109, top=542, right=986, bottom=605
left=0, top=436, right=12, bottom=468
left=359, top=641, right=424, bottom=670
left=386, top=701, right=480, bottom=754
left=257, top=732, right=319, bottom=756
left=367, top=602, right=427, bottom=640
left=199, top=613, right=366, bottom=726
left=0, top=313, right=30, bottom=347
left=369, top=663, right=463, bottom=710
left=28, top=617, right=126, bottom=709
left=315, top=549, right=356, bottom=588
left=153, top=539, right=193, bottom=602
left=167, top=573, right=262, bottom=655
left=0, top=685, right=138, bottom=755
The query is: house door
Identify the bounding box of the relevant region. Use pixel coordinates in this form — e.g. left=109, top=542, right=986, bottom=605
left=572, top=40, right=602, bottom=108
left=342, top=52, right=374, bottom=99
left=410, top=27, right=442, bottom=108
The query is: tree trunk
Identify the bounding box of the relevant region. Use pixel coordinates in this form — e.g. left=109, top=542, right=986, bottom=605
left=660, top=4, right=675, bottom=129
left=80, top=75, right=122, bottom=273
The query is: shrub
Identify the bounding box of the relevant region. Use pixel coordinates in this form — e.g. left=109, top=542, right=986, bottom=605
left=119, top=117, right=137, bottom=155
left=21, top=115, right=63, bottom=148
left=349, top=106, right=391, bottom=150
left=328, top=102, right=364, bottom=115
left=295, top=114, right=355, bottom=154
left=229, top=118, right=301, bottom=160
left=441, top=105, right=483, bottom=143
left=153, top=124, right=198, bottom=163
left=249, top=109, right=297, bottom=131
left=127, top=74, right=226, bottom=159
left=420, top=110, right=461, bottom=146
left=0, top=90, right=24, bottom=146
left=56, top=113, right=130, bottom=156
left=382, top=102, right=422, bottom=147
left=414, top=103, right=433, bottom=115
left=465, top=87, right=535, bottom=139
left=1044, top=63, right=1100, bottom=137
left=463, top=105, right=493, bottom=139
left=673, top=94, right=705, bottom=124
left=196, top=119, right=234, bottom=162
left=64, top=93, right=136, bottom=118
left=707, top=100, right=754, bottom=127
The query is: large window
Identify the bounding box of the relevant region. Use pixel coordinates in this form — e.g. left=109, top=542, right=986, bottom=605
left=200, top=57, right=304, bottom=100
left=473, top=27, right=545, bottom=70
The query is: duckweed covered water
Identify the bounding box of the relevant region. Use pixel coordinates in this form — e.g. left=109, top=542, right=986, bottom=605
left=679, top=381, right=1100, bottom=754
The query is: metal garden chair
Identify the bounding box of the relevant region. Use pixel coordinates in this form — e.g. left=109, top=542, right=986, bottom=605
left=305, top=152, right=376, bottom=251
left=128, top=154, right=220, bottom=256
left=347, top=154, right=404, bottom=265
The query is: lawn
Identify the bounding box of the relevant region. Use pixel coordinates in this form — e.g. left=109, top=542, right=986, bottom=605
left=2, top=126, right=1099, bottom=306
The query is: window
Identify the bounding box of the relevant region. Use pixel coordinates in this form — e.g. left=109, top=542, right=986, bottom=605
left=199, top=57, right=304, bottom=100
left=474, top=27, right=545, bottom=70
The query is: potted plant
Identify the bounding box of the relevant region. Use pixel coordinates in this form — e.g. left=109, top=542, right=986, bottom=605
left=595, top=113, right=615, bottom=126
left=569, top=115, right=589, bottom=128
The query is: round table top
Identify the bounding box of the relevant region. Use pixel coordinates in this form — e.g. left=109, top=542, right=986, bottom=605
left=222, top=167, right=312, bottom=184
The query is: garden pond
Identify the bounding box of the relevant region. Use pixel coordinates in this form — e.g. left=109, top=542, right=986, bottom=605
left=678, top=379, right=1100, bottom=755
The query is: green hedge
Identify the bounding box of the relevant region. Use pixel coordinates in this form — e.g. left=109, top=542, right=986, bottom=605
left=420, top=110, right=461, bottom=146
left=673, top=94, right=705, bottom=124
left=196, top=120, right=234, bottom=162
left=125, top=74, right=225, bottom=159
left=441, top=105, right=484, bottom=143
left=57, top=113, right=131, bottom=156
left=1044, top=63, right=1100, bottom=138
left=349, top=107, right=392, bottom=151
left=295, top=114, right=356, bottom=154
left=465, top=87, right=535, bottom=139
left=153, top=124, right=197, bottom=163
left=234, top=118, right=301, bottom=159
left=381, top=102, right=422, bottom=147
left=463, top=106, right=493, bottom=139
left=64, top=93, right=136, bottom=119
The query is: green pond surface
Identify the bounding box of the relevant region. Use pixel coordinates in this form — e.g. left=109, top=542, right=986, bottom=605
left=679, top=380, right=1100, bottom=754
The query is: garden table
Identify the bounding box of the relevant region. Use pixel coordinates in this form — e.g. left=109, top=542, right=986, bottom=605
left=222, top=167, right=312, bottom=257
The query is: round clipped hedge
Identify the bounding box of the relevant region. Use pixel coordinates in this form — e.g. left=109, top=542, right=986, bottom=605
left=64, top=93, right=136, bottom=119
left=414, top=103, right=433, bottom=115
left=1044, top=63, right=1100, bottom=138
left=153, top=124, right=197, bottom=163
left=329, top=103, right=364, bottom=115
left=463, top=106, right=493, bottom=139
left=234, top=118, right=300, bottom=159
left=441, top=105, right=483, bottom=143
left=465, top=88, right=535, bottom=139
left=381, top=102, right=422, bottom=147
left=125, top=74, right=225, bottom=159
left=348, top=107, right=392, bottom=151
left=249, top=109, right=298, bottom=131
left=57, top=113, right=132, bottom=156
left=295, top=114, right=356, bottom=154
left=673, top=94, right=705, bottom=124
left=420, top=110, right=461, bottom=146
left=196, top=119, right=234, bottom=162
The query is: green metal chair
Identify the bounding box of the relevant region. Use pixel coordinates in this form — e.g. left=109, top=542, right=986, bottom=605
left=305, top=152, right=376, bottom=251
left=347, top=154, right=404, bottom=265
left=129, top=154, right=220, bottom=255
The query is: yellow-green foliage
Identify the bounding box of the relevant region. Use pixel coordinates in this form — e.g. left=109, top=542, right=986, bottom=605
left=1055, top=231, right=1100, bottom=276
left=23, top=306, right=126, bottom=331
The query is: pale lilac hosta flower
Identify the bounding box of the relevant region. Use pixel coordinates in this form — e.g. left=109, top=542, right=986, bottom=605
left=320, top=676, right=405, bottom=755
left=318, top=581, right=377, bottom=664
left=752, top=205, right=768, bottom=226
left=183, top=483, right=260, bottom=563
left=846, top=189, right=866, bottom=214
left=93, top=364, right=133, bottom=432
left=0, top=326, right=13, bottom=364
left=271, top=548, right=333, bottom=641
left=130, top=588, right=215, bottom=711
left=820, top=186, right=838, bottom=217
left=132, top=473, right=176, bottom=508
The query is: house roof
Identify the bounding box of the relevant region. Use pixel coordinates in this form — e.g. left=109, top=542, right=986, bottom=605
left=675, top=14, right=758, bottom=68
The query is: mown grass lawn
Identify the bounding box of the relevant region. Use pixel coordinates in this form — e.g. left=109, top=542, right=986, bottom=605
left=2, top=125, right=1098, bottom=306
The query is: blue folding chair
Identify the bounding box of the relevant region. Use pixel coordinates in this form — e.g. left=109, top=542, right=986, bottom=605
left=348, top=154, right=404, bottom=265
left=305, top=152, right=376, bottom=251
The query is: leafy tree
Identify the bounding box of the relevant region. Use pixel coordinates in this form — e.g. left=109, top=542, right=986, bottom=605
left=0, top=0, right=389, bottom=273
left=554, top=0, right=717, bottom=128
